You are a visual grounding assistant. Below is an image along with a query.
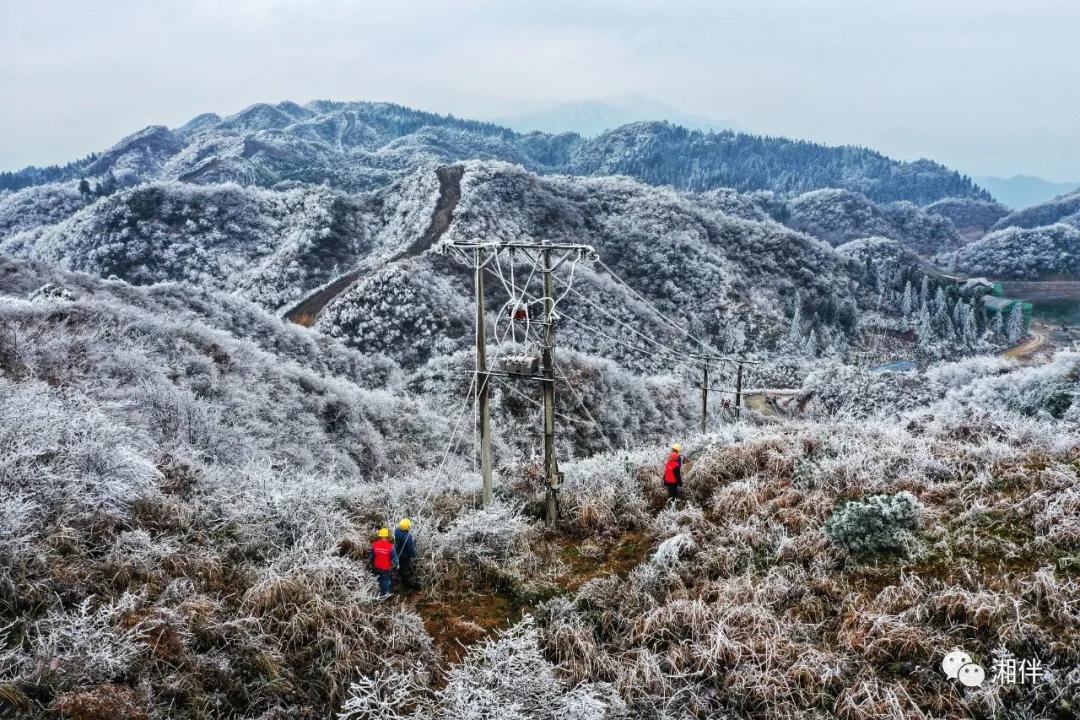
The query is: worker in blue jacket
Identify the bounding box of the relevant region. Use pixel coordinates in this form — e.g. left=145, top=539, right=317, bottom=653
left=394, top=518, right=419, bottom=591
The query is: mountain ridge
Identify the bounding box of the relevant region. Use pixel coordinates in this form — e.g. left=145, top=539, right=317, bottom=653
left=1, top=99, right=989, bottom=205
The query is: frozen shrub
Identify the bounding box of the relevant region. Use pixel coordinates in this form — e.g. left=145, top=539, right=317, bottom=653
left=425, top=502, right=541, bottom=592
left=28, top=281, right=76, bottom=302
left=51, top=683, right=150, bottom=720
left=824, top=491, right=923, bottom=557
left=105, top=529, right=179, bottom=582
left=336, top=664, right=434, bottom=720
left=651, top=504, right=706, bottom=539
left=0, top=490, right=38, bottom=570
left=804, top=364, right=942, bottom=419
left=437, top=616, right=626, bottom=720
left=30, top=597, right=142, bottom=692
left=0, top=379, right=158, bottom=523
left=630, top=533, right=697, bottom=593
left=0, top=621, right=30, bottom=681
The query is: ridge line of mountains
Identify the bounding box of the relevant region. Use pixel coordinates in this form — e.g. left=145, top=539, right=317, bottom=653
left=2, top=98, right=1078, bottom=375
left=1, top=99, right=987, bottom=204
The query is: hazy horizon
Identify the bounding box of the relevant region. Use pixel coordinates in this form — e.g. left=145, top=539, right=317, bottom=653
left=3, top=0, right=1079, bottom=182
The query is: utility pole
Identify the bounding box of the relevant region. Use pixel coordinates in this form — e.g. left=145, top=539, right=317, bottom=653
left=700, top=360, right=709, bottom=433
left=474, top=249, right=493, bottom=506
left=734, top=362, right=744, bottom=421
left=541, top=246, right=561, bottom=526
left=439, top=239, right=595, bottom=522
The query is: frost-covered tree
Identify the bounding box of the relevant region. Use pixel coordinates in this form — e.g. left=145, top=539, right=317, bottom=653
left=785, top=292, right=805, bottom=352
left=1007, top=303, right=1026, bottom=345
left=933, top=287, right=947, bottom=314
left=955, top=223, right=1080, bottom=279
left=802, top=328, right=819, bottom=357
left=988, top=308, right=1004, bottom=339
left=957, top=303, right=979, bottom=347
left=932, top=301, right=955, bottom=341
left=915, top=303, right=935, bottom=348
left=900, top=281, right=913, bottom=318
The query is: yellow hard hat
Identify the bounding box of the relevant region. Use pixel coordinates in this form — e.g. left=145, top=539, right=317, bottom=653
left=399, top=518, right=412, bottom=531
left=377, top=527, right=390, bottom=539
left=672, top=443, right=682, bottom=453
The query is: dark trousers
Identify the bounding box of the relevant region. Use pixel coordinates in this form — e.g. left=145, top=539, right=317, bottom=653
left=666, top=483, right=679, bottom=502
left=398, top=558, right=418, bottom=590
left=376, top=570, right=392, bottom=597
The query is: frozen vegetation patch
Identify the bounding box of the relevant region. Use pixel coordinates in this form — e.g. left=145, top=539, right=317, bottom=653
left=824, top=491, right=924, bottom=557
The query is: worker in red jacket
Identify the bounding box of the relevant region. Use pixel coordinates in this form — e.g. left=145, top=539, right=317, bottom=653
left=663, top=443, right=683, bottom=505
left=370, top=527, right=399, bottom=599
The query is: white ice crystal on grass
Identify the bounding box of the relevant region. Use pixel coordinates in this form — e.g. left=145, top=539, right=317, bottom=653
left=0, top=378, right=158, bottom=524
left=29, top=597, right=142, bottom=692
left=437, top=617, right=627, bottom=720
left=0, top=490, right=39, bottom=571
left=337, top=665, right=435, bottom=720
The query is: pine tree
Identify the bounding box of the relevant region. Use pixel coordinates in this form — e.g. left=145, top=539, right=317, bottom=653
left=916, top=303, right=935, bottom=348
left=934, top=287, right=947, bottom=313
left=989, top=309, right=1004, bottom=339
left=802, top=328, right=819, bottom=357
left=933, top=302, right=955, bottom=341
left=901, top=281, right=913, bottom=318
left=1007, top=303, right=1025, bottom=345
left=971, top=296, right=986, bottom=335
left=961, top=308, right=978, bottom=346
left=919, top=275, right=930, bottom=310
left=786, top=292, right=804, bottom=352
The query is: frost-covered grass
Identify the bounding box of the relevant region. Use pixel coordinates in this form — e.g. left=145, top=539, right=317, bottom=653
left=2, top=257, right=1079, bottom=719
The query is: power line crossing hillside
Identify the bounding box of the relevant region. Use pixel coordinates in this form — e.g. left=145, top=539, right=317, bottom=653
left=435, top=238, right=755, bottom=524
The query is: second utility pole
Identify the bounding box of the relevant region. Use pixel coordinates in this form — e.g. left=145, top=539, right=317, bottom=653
left=541, top=246, right=560, bottom=526
left=474, top=248, right=493, bottom=506
left=700, top=360, right=709, bottom=433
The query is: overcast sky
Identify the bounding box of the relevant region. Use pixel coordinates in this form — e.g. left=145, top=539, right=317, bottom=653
left=3, top=0, right=1079, bottom=180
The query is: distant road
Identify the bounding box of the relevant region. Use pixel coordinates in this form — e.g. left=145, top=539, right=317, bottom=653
left=1002, top=327, right=1047, bottom=359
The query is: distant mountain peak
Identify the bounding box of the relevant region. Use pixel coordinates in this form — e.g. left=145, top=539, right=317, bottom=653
left=975, top=174, right=1080, bottom=209
left=495, top=95, right=739, bottom=137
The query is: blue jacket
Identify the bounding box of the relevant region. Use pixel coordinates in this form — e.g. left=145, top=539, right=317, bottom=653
left=394, top=528, right=417, bottom=560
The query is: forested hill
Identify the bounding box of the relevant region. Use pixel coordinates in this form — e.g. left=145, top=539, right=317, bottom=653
left=0, top=100, right=987, bottom=204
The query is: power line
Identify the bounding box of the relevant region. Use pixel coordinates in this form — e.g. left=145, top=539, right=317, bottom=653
left=594, top=257, right=725, bottom=359
left=554, top=361, right=617, bottom=453
left=491, top=374, right=588, bottom=426
left=559, top=310, right=700, bottom=369
left=554, top=276, right=710, bottom=366
left=417, top=371, right=477, bottom=516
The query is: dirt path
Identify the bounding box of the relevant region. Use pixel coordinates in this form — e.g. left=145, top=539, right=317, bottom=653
left=283, top=164, right=464, bottom=326
left=1002, top=326, right=1047, bottom=360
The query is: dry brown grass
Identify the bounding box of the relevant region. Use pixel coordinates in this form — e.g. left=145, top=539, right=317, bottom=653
left=51, top=684, right=149, bottom=720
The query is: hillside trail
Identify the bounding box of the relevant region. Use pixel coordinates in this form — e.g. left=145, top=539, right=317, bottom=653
left=399, top=467, right=697, bottom=664
left=1002, top=324, right=1048, bottom=361
left=283, top=164, right=464, bottom=326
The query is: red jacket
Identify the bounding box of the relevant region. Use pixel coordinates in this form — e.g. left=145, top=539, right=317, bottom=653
left=371, top=538, right=397, bottom=571
left=663, top=451, right=682, bottom=485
